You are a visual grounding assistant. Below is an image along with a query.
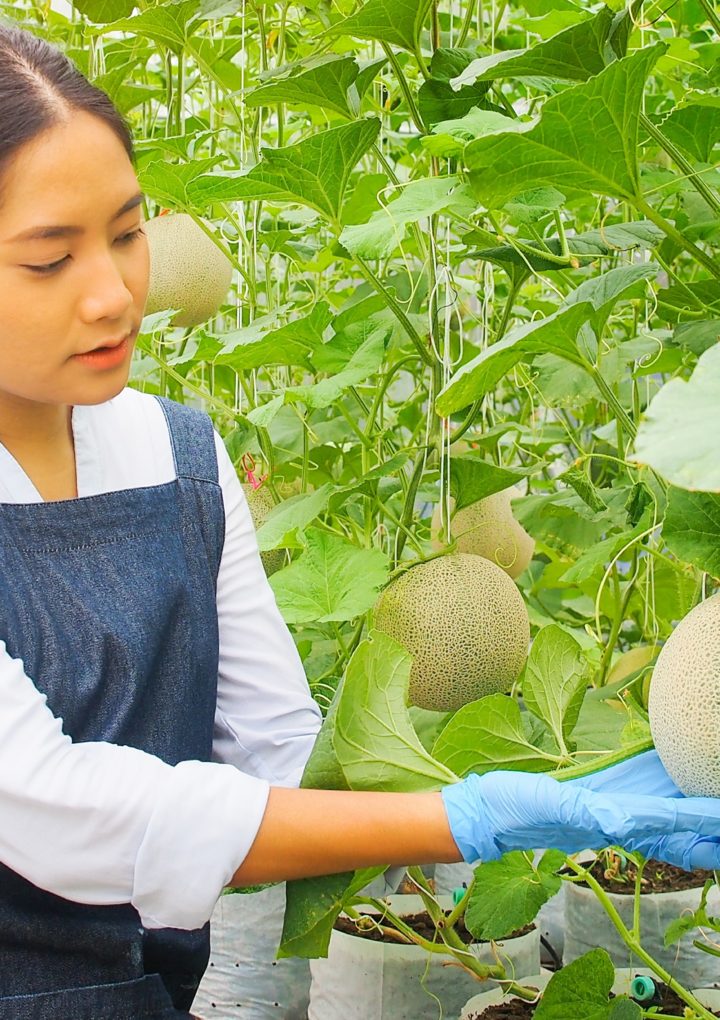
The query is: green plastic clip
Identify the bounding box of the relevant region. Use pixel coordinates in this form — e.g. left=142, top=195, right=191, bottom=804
left=630, top=975, right=656, bottom=1002
left=452, top=887, right=465, bottom=906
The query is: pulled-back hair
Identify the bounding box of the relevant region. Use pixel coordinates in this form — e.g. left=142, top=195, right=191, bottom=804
left=0, top=25, right=134, bottom=205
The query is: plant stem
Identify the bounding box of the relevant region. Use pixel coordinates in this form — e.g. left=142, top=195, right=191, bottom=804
left=563, top=860, right=716, bottom=1020
left=381, top=43, right=426, bottom=133
left=550, top=739, right=653, bottom=781
left=588, top=366, right=637, bottom=440
left=456, top=0, right=479, bottom=46
left=394, top=442, right=436, bottom=564
left=697, top=0, right=720, bottom=36
left=355, top=258, right=433, bottom=366
left=640, top=113, right=720, bottom=218
left=632, top=194, right=720, bottom=280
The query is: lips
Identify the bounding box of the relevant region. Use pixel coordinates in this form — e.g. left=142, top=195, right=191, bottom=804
left=80, top=330, right=132, bottom=355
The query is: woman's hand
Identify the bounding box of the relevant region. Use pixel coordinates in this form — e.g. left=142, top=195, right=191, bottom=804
left=441, top=758, right=720, bottom=869
left=565, top=749, right=720, bottom=870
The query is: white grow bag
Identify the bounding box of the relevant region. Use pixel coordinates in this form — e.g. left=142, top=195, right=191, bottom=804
left=563, top=878, right=720, bottom=988
left=192, top=884, right=310, bottom=1020
left=308, top=894, right=540, bottom=1020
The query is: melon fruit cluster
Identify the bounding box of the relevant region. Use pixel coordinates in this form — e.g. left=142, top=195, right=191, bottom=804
left=373, top=553, right=530, bottom=712
left=144, top=213, right=233, bottom=327
left=431, top=486, right=535, bottom=579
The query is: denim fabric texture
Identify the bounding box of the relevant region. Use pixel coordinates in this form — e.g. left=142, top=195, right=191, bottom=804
left=0, top=397, right=225, bottom=1018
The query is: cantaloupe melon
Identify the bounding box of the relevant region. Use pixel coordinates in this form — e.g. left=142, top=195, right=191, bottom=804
left=648, top=594, right=720, bottom=796
left=144, top=213, right=233, bottom=327
left=242, top=483, right=286, bottom=577
left=431, top=486, right=535, bottom=579
left=607, top=645, right=660, bottom=685
left=373, top=553, right=530, bottom=712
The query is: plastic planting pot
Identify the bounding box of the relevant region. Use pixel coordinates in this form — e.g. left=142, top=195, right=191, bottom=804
left=192, top=884, right=311, bottom=1020
left=562, top=878, right=720, bottom=987
left=459, top=968, right=720, bottom=1019
left=308, top=895, right=540, bottom=1020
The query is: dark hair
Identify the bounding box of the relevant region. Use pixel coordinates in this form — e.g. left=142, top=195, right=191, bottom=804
left=0, top=24, right=134, bottom=205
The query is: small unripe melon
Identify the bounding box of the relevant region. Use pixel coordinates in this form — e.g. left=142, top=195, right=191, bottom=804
left=373, top=553, right=530, bottom=712
left=431, top=487, right=535, bottom=579
left=607, top=645, right=659, bottom=685
left=242, top=484, right=286, bottom=577
left=144, top=213, right=233, bottom=327
left=649, top=594, right=720, bottom=796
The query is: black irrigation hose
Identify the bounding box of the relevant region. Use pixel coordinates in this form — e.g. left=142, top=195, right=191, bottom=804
left=540, top=933, right=562, bottom=971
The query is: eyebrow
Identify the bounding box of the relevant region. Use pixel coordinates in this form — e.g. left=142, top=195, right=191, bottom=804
left=7, top=192, right=145, bottom=243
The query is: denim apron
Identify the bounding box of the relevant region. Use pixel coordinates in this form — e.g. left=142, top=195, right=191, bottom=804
left=0, top=397, right=225, bottom=1019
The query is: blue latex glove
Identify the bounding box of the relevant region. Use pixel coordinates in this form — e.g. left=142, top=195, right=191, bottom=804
left=441, top=752, right=720, bottom=869
left=566, top=749, right=720, bottom=871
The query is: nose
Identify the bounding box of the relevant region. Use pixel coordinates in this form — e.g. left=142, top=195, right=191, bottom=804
left=77, top=250, right=134, bottom=324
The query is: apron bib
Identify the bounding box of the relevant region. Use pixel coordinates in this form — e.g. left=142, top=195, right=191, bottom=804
left=0, top=398, right=225, bottom=1018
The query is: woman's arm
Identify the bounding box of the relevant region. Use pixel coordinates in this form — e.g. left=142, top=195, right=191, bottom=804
left=232, top=788, right=461, bottom=886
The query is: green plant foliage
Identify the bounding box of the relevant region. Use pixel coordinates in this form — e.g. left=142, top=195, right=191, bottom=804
left=663, top=489, right=720, bottom=576
left=464, top=45, right=665, bottom=208
left=633, top=344, right=720, bottom=491
left=534, top=948, right=642, bottom=1020
left=330, top=0, right=434, bottom=53
left=243, top=57, right=361, bottom=119
left=465, top=849, right=566, bottom=941
left=269, top=529, right=390, bottom=624
left=523, top=625, right=589, bottom=756
left=332, top=632, right=459, bottom=791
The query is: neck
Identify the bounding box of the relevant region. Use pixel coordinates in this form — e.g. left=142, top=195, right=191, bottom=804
left=0, top=393, right=73, bottom=454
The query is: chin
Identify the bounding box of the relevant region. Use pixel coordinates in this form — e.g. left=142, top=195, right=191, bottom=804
left=67, top=368, right=132, bottom=406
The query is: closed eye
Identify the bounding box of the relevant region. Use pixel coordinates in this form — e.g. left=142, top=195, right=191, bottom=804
left=23, top=227, right=146, bottom=276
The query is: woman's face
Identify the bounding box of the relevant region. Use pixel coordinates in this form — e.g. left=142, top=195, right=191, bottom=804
left=0, top=110, right=149, bottom=408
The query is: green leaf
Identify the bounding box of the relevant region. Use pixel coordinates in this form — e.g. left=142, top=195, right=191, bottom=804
left=664, top=489, right=720, bottom=576
left=464, top=45, right=666, bottom=209
left=522, top=625, right=590, bottom=754
left=659, top=100, right=720, bottom=164
left=422, top=109, right=523, bottom=159
left=560, top=466, right=607, bottom=513
left=560, top=516, right=651, bottom=585
left=188, top=119, right=381, bottom=223
left=333, top=632, right=459, bottom=792
left=562, top=263, right=658, bottom=334
left=72, top=0, right=134, bottom=23
left=470, top=221, right=664, bottom=274
left=534, top=947, right=616, bottom=1020
left=633, top=344, right=720, bottom=491
left=269, top=530, right=390, bottom=624
left=97, top=0, right=225, bottom=50
left=280, top=867, right=384, bottom=959
left=340, top=176, right=475, bottom=260
left=433, top=693, right=558, bottom=777
left=465, top=850, right=566, bottom=941
left=419, top=47, right=493, bottom=126
left=243, top=57, right=359, bottom=119
left=255, top=485, right=334, bottom=551
left=289, top=327, right=387, bottom=408
left=301, top=683, right=348, bottom=792
left=452, top=6, right=617, bottom=86
left=138, top=157, right=222, bottom=209
left=330, top=0, right=433, bottom=53
left=215, top=303, right=332, bottom=371
left=436, top=303, right=593, bottom=415
left=672, top=320, right=720, bottom=356
left=449, top=455, right=532, bottom=512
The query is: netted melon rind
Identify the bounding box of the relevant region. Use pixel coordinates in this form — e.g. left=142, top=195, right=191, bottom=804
left=242, top=484, right=286, bottom=577
left=144, top=213, right=233, bottom=328
left=648, top=593, right=720, bottom=797
left=431, top=487, right=535, bottom=579
left=373, top=552, right=530, bottom=712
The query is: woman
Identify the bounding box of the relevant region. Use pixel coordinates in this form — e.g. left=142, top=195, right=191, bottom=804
left=1, top=25, right=719, bottom=1020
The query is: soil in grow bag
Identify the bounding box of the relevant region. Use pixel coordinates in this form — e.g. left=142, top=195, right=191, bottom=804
left=467, top=983, right=720, bottom=1019
left=585, top=858, right=715, bottom=894
left=334, top=911, right=533, bottom=945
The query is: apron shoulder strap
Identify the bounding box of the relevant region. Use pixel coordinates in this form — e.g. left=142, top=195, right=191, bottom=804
left=153, top=397, right=219, bottom=485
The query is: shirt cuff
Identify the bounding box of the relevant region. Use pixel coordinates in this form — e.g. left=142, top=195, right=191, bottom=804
left=131, top=761, right=270, bottom=930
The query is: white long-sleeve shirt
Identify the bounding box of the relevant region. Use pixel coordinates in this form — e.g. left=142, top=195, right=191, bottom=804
left=0, top=386, right=322, bottom=930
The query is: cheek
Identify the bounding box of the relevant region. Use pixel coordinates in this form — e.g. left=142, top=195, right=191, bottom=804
left=131, top=237, right=151, bottom=305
